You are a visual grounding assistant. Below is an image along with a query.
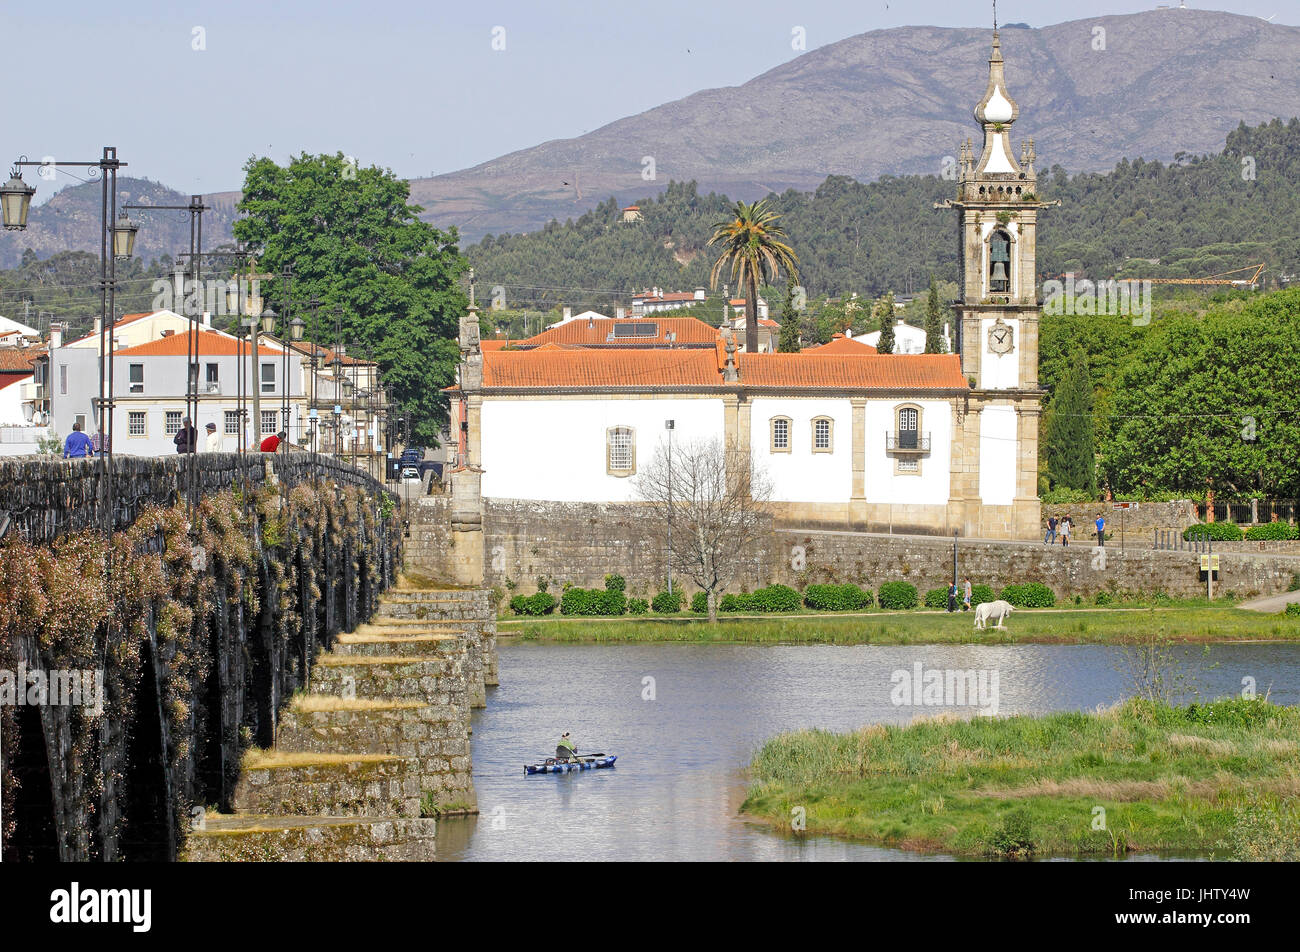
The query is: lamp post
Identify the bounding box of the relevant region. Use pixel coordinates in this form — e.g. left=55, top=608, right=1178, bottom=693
left=3, top=148, right=135, bottom=542
left=665, top=419, right=675, bottom=596
left=307, top=295, right=321, bottom=481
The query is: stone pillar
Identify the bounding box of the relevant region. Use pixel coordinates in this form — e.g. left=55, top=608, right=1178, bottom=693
left=850, top=399, right=866, bottom=500
left=1012, top=402, right=1042, bottom=540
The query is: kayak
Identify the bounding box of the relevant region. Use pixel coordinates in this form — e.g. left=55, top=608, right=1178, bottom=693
left=525, top=754, right=618, bottom=775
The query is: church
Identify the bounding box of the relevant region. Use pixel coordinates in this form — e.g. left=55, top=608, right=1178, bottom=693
left=449, top=30, right=1045, bottom=541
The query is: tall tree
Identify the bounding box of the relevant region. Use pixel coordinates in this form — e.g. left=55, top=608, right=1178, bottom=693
left=708, top=199, right=799, bottom=353
left=873, top=292, right=897, bottom=353
left=1044, top=347, right=1097, bottom=494
left=777, top=277, right=801, bottom=352
left=924, top=275, right=946, bottom=353
left=633, top=438, right=773, bottom=623
left=233, top=152, right=467, bottom=445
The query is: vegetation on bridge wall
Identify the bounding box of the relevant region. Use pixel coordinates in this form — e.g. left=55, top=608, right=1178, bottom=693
left=0, top=474, right=401, bottom=861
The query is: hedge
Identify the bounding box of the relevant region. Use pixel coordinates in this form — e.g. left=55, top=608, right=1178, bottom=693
left=652, top=589, right=684, bottom=614
left=877, top=581, right=918, bottom=610
left=1182, top=522, right=1243, bottom=542
left=560, top=577, right=627, bottom=616
left=1245, top=523, right=1299, bottom=541
left=510, top=592, right=557, bottom=616
left=803, top=583, right=872, bottom=611
left=716, top=584, right=803, bottom=613
left=691, top=591, right=709, bottom=614
left=999, top=582, right=1056, bottom=608
left=924, top=587, right=951, bottom=609
left=969, top=584, right=996, bottom=607
left=1285, top=602, right=1300, bottom=617
left=628, top=597, right=649, bottom=615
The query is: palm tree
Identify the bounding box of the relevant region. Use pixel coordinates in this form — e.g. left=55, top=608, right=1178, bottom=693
left=708, top=200, right=799, bottom=354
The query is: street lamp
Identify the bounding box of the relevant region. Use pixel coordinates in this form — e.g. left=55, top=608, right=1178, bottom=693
left=111, top=209, right=138, bottom=259
left=0, top=170, right=36, bottom=229
left=665, top=419, right=675, bottom=596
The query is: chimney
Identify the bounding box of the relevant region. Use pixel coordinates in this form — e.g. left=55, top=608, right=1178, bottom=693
left=563, top=306, right=572, bottom=322
left=845, top=327, right=853, bottom=338
left=694, top=287, right=706, bottom=300
left=49, top=322, right=62, bottom=349
left=202, top=310, right=211, bottom=328
left=615, top=306, right=626, bottom=320
left=93, top=317, right=101, bottom=337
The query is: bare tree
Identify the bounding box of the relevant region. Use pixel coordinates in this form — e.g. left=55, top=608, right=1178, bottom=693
left=633, top=437, right=772, bottom=622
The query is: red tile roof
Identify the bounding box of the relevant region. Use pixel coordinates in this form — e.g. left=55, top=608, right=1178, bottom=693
left=115, top=329, right=284, bottom=358
left=0, top=347, right=44, bottom=371
left=477, top=348, right=967, bottom=392
left=520, top=316, right=720, bottom=347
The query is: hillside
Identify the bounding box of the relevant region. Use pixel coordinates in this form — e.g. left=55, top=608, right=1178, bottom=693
left=465, top=119, right=1300, bottom=308
left=415, top=9, right=1300, bottom=241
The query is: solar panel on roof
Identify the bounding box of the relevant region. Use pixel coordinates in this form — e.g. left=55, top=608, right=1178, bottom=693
left=612, top=322, right=658, bottom=338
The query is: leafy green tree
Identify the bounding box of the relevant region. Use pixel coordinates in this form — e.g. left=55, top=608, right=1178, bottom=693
left=873, top=292, right=896, bottom=353
left=708, top=199, right=799, bottom=353
left=777, top=278, right=801, bottom=352
left=233, top=152, right=467, bottom=445
left=1044, top=347, right=1097, bottom=494
left=924, top=275, right=946, bottom=353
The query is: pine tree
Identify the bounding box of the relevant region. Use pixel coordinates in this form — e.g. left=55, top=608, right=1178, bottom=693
left=777, top=277, right=801, bottom=352
left=874, top=292, right=896, bottom=353
left=924, top=275, right=945, bottom=353
left=1044, top=347, right=1097, bottom=494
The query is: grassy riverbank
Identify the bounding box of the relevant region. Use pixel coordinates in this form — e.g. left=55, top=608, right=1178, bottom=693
left=497, top=607, right=1300, bottom=645
left=740, top=698, right=1300, bottom=859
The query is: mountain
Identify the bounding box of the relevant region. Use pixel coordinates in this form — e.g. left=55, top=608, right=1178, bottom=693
left=413, top=9, right=1300, bottom=242
left=0, top=177, right=242, bottom=269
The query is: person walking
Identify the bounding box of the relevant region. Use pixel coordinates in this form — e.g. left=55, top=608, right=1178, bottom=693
left=1061, top=517, right=1072, bottom=547
left=174, top=416, right=198, bottom=454
left=63, top=421, right=94, bottom=459
left=1045, top=515, right=1058, bottom=545
left=963, top=577, right=973, bottom=611
left=1095, top=513, right=1106, bottom=547
left=204, top=422, right=222, bottom=452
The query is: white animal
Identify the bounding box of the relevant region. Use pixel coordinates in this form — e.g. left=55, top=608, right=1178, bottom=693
left=974, top=599, right=1015, bottom=630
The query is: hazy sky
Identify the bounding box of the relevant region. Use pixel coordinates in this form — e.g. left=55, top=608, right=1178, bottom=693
left=10, top=1, right=1294, bottom=199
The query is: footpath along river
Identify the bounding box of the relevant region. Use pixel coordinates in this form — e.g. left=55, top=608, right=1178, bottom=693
left=435, top=641, right=1300, bottom=861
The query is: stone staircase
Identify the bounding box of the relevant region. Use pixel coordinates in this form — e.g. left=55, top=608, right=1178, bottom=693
left=182, top=581, right=498, bottom=862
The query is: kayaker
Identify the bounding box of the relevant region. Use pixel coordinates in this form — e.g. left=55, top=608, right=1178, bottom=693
left=556, top=732, right=578, bottom=762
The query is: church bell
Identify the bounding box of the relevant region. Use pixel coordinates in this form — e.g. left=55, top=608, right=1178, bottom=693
left=991, top=261, right=1008, bottom=283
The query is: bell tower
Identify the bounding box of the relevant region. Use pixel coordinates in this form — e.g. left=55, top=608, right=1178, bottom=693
left=938, top=27, right=1050, bottom=540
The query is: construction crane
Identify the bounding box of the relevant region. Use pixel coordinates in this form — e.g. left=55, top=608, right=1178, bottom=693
left=1133, top=264, right=1266, bottom=288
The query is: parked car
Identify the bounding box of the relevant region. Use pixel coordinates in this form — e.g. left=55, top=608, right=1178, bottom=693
left=400, top=466, right=421, bottom=481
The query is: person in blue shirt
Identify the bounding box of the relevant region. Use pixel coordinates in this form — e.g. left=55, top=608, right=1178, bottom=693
left=1095, top=514, right=1106, bottom=547
left=63, top=421, right=94, bottom=459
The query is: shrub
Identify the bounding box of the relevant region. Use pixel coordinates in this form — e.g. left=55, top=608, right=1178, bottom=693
left=988, top=809, right=1036, bottom=857
left=1285, top=602, right=1300, bottom=618
left=598, top=589, right=627, bottom=616
left=719, top=593, right=751, bottom=612
left=1182, top=522, right=1243, bottom=542
left=1245, top=523, right=1298, bottom=541
left=924, top=587, right=950, bottom=609
left=604, top=574, right=626, bottom=593
left=651, top=589, right=684, bottom=614
left=970, top=584, right=996, bottom=607
left=748, top=584, right=802, bottom=613
left=510, top=592, right=556, bottom=616
left=877, top=581, right=918, bottom=610
left=803, top=583, right=872, bottom=611
left=691, top=591, right=709, bottom=614
left=999, top=582, right=1056, bottom=608
left=560, top=577, right=627, bottom=616
left=1094, top=590, right=1114, bottom=606
left=627, top=598, right=649, bottom=615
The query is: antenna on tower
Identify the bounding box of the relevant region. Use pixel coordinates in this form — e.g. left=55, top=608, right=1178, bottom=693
left=993, top=0, right=998, bottom=31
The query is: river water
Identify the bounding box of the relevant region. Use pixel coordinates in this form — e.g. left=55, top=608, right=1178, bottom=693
left=436, top=641, right=1300, bottom=861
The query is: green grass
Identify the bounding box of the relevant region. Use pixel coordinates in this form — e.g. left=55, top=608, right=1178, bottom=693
left=497, top=607, right=1300, bottom=645
left=741, top=697, right=1300, bottom=858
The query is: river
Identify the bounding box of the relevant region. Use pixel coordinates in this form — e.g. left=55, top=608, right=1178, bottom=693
left=436, top=641, right=1300, bottom=861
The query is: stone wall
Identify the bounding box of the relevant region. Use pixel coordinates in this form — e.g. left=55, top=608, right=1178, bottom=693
left=1043, top=500, right=1199, bottom=535
left=409, top=496, right=1300, bottom=601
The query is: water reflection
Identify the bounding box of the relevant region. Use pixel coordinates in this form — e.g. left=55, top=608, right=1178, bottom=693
left=437, top=641, right=1300, bottom=861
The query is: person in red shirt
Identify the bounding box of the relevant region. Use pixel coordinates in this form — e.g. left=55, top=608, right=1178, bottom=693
left=260, top=430, right=286, bottom=452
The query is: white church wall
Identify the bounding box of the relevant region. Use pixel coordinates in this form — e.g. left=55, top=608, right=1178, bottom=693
left=863, top=399, right=953, bottom=505
left=750, top=397, right=852, bottom=502
left=979, top=316, right=1021, bottom=389
left=480, top=397, right=725, bottom=502
left=978, top=404, right=1018, bottom=505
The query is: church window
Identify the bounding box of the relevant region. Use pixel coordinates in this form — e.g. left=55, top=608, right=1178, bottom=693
left=770, top=417, right=791, bottom=453
left=606, top=426, right=636, bottom=477
left=811, top=417, right=833, bottom=453
left=989, top=229, right=1011, bottom=293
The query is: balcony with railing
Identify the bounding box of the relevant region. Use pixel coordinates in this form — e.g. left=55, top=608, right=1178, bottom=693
left=885, top=431, right=931, bottom=454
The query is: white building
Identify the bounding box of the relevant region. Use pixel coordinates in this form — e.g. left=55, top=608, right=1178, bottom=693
left=863, top=319, right=952, bottom=355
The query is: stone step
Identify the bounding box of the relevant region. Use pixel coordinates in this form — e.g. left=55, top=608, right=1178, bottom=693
left=232, top=752, right=422, bottom=818
left=181, top=814, right=436, bottom=862
left=310, top=655, right=468, bottom=709
left=336, top=631, right=461, bottom=658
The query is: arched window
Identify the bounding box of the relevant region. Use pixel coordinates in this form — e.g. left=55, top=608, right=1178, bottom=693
left=811, top=417, right=833, bottom=454
left=769, top=416, right=792, bottom=453
left=606, top=426, right=636, bottom=477
left=989, top=229, right=1012, bottom=293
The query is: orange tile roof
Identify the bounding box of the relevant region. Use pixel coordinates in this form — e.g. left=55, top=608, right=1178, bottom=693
left=483, top=349, right=724, bottom=389
left=520, top=316, right=719, bottom=347
left=115, top=329, right=284, bottom=358
left=477, top=347, right=967, bottom=392
left=0, top=347, right=45, bottom=371
left=738, top=353, right=967, bottom=391
left=805, top=336, right=878, bottom=355
left=481, top=339, right=510, bottom=351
